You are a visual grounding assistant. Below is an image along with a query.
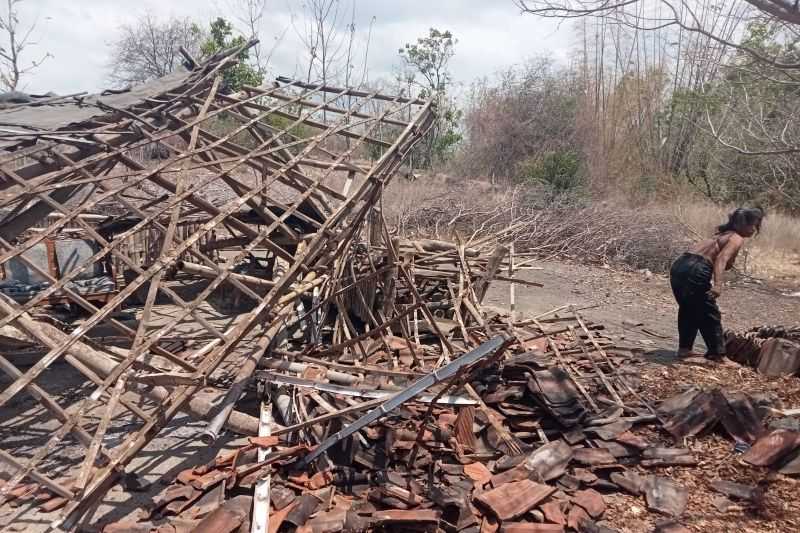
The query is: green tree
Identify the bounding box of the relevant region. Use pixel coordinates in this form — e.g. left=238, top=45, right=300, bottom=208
left=201, top=17, right=263, bottom=92
left=399, top=28, right=461, bottom=167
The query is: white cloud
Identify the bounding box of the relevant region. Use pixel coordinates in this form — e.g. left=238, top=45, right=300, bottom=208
left=15, top=0, right=573, bottom=94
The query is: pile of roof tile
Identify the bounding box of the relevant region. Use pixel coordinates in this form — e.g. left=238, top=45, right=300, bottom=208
left=101, top=292, right=696, bottom=533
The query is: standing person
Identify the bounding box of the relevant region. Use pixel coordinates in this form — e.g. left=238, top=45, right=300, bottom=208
left=669, top=207, right=765, bottom=360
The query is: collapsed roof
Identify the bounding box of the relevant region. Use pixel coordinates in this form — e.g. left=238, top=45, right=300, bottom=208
left=0, top=40, right=435, bottom=526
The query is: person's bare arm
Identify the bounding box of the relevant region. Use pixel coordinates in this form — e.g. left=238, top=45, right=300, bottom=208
left=711, top=234, right=743, bottom=297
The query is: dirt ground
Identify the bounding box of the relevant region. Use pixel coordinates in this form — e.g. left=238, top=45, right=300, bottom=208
left=485, top=261, right=800, bottom=533
left=2, top=260, right=800, bottom=532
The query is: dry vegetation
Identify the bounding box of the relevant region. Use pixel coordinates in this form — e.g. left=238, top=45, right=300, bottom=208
left=384, top=175, right=800, bottom=283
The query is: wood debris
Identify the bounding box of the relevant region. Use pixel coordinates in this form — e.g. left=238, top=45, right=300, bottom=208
left=0, top=38, right=799, bottom=533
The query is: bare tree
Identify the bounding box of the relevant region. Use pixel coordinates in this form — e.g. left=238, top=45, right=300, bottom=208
left=108, top=13, right=206, bottom=86
left=0, top=0, right=50, bottom=91
left=515, top=1, right=800, bottom=69
left=516, top=0, right=800, bottom=207
left=293, top=0, right=350, bottom=85
left=229, top=0, right=289, bottom=79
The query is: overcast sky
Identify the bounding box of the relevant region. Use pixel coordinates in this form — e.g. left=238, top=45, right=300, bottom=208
left=17, top=0, right=574, bottom=95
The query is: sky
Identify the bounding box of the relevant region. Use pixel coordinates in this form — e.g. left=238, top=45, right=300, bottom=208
left=14, top=0, right=574, bottom=95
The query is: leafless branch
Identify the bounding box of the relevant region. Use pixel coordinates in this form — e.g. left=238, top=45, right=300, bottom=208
left=0, top=0, right=51, bottom=91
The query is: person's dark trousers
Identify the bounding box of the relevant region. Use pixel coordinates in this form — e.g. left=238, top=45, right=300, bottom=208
left=669, top=253, right=725, bottom=358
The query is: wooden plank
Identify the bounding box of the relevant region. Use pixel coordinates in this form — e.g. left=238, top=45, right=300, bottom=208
left=251, top=402, right=272, bottom=533
left=75, top=377, right=127, bottom=494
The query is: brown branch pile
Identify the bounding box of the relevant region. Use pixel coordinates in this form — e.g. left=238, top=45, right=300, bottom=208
left=391, top=189, right=692, bottom=273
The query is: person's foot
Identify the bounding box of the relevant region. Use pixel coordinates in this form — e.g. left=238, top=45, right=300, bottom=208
left=707, top=354, right=737, bottom=367
left=704, top=353, right=736, bottom=365
left=676, top=348, right=694, bottom=358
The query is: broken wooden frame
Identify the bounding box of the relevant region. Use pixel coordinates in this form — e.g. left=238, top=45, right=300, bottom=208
left=0, top=41, right=435, bottom=527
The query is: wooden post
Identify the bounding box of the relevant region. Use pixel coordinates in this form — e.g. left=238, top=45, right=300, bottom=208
left=475, top=245, right=508, bottom=303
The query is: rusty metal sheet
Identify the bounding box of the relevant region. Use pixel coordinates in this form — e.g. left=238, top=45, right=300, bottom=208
left=474, top=479, right=555, bottom=521
left=742, top=429, right=800, bottom=466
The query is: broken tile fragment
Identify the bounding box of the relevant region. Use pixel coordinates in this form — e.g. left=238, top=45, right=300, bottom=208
left=718, top=392, right=765, bottom=444
left=587, top=419, right=633, bottom=441
left=464, top=461, right=494, bottom=486
left=756, top=338, right=800, bottom=377
left=501, top=524, right=565, bottom=532
left=474, top=479, right=556, bottom=521
left=572, top=447, right=616, bottom=466
left=525, top=440, right=574, bottom=481
left=643, top=476, right=688, bottom=517
left=640, top=447, right=697, bottom=467
left=540, top=501, right=566, bottom=525
left=742, top=429, right=800, bottom=466
left=662, top=390, right=720, bottom=440
left=528, top=368, right=587, bottom=427
left=566, top=504, right=592, bottom=531
left=572, top=489, right=606, bottom=518
left=709, top=480, right=761, bottom=502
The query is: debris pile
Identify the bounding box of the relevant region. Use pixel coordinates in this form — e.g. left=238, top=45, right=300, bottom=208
left=1, top=39, right=799, bottom=533
left=726, top=325, right=800, bottom=376
left=108, top=303, right=663, bottom=533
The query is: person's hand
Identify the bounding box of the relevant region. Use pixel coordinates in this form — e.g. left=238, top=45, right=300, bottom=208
left=708, top=286, right=721, bottom=299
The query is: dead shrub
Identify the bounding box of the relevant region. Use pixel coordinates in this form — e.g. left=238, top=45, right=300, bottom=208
left=387, top=184, right=691, bottom=273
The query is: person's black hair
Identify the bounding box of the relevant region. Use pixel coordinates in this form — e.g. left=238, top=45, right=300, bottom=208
left=716, top=207, right=765, bottom=234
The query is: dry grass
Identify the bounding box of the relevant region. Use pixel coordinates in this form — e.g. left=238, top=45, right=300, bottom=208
left=382, top=176, right=800, bottom=284
left=383, top=175, right=691, bottom=273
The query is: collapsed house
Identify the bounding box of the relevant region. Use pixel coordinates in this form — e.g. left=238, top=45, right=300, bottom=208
left=0, top=41, right=439, bottom=527
left=2, top=42, right=800, bottom=533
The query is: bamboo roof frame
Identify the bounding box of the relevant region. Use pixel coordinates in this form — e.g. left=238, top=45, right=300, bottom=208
left=0, top=40, right=435, bottom=527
